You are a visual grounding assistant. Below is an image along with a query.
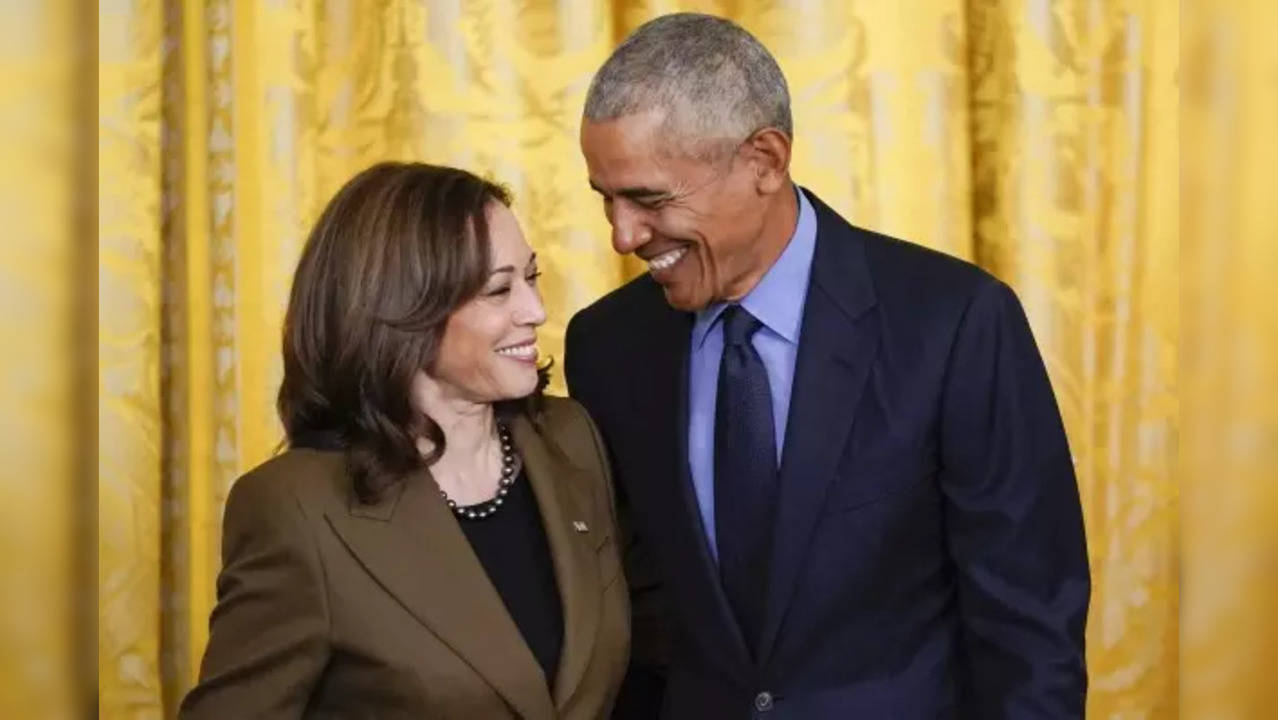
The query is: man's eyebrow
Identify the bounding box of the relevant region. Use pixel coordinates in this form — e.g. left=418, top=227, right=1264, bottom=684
left=588, top=181, right=671, bottom=200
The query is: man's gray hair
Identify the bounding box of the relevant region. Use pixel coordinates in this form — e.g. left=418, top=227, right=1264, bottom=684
left=584, top=13, right=792, bottom=160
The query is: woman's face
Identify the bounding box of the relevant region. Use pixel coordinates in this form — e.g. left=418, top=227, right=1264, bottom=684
left=429, top=203, right=546, bottom=404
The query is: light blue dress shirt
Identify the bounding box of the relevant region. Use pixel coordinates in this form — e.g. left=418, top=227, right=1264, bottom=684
left=687, top=188, right=817, bottom=559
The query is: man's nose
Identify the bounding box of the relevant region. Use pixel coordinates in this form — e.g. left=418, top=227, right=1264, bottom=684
left=609, top=204, right=651, bottom=255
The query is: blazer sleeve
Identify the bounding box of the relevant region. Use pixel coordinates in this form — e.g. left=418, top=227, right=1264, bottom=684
left=179, top=469, right=330, bottom=719
left=565, top=313, right=669, bottom=720
left=938, top=280, right=1091, bottom=718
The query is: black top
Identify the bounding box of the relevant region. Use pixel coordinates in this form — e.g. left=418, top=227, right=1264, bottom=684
left=458, top=471, right=564, bottom=687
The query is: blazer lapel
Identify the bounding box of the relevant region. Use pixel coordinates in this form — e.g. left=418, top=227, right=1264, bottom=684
left=325, top=469, right=556, bottom=720
left=758, top=191, right=880, bottom=664
left=508, top=414, right=602, bottom=712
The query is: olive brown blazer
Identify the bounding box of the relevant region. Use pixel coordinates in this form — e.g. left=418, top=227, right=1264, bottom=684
left=179, top=397, right=629, bottom=719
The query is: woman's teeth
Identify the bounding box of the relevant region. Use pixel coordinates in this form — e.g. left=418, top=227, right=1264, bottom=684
left=496, top=343, right=536, bottom=359
left=647, top=247, right=687, bottom=272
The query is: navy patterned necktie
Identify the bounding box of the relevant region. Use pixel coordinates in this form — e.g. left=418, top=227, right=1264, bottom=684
left=714, top=304, right=778, bottom=655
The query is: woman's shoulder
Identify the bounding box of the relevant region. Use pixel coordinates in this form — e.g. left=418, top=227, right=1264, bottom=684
left=528, top=396, right=612, bottom=487
left=225, top=448, right=349, bottom=520
left=531, top=397, right=619, bottom=529
left=536, top=394, right=590, bottom=427
left=533, top=396, right=601, bottom=456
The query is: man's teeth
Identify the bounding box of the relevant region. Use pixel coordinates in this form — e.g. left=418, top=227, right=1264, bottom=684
left=496, top=344, right=536, bottom=359
left=647, top=247, right=687, bottom=272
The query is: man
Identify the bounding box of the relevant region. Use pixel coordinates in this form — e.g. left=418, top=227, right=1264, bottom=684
left=565, top=13, right=1089, bottom=719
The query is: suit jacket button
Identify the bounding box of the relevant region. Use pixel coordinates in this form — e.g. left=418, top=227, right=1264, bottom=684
left=754, top=691, right=774, bottom=712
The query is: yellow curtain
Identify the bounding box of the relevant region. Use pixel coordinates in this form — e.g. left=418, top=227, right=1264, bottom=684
left=1, top=1, right=85, bottom=718
left=1181, top=2, right=1278, bottom=718
left=99, top=1, right=1180, bottom=717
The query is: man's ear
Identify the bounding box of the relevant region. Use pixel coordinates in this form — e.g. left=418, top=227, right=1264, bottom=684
left=745, top=127, right=792, bottom=195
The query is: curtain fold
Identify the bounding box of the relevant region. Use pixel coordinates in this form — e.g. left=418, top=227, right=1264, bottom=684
left=99, top=1, right=1179, bottom=717
left=2, top=1, right=81, bottom=717
left=1181, top=2, right=1278, bottom=717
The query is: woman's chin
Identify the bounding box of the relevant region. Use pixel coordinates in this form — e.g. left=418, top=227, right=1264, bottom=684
left=494, top=370, right=539, bottom=402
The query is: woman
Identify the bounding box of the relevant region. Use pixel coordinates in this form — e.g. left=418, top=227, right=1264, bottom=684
left=180, top=163, right=628, bottom=719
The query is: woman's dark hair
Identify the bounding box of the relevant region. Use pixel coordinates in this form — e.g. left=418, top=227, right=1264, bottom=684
left=278, top=162, right=548, bottom=502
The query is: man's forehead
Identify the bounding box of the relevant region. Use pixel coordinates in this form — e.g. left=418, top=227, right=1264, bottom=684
left=582, top=109, right=666, bottom=143
left=583, top=121, right=659, bottom=166
left=584, top=138, right=669, bottom=193
left=586, top=161, right=703, bottom=200
left=581, top=113, right=722, bottom=197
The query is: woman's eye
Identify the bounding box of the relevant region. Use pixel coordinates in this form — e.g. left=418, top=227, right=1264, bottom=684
left=485, top=286, right=511, bottom=297
left=527, top=271, right=542, bottom=284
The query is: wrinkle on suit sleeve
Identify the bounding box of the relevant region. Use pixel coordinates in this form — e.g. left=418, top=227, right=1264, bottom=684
left=938, top=279, right=1091, bottom=719
left=179, top=468, right=331, bottom=719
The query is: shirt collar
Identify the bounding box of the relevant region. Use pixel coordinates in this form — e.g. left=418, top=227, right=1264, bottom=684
left=692, top=187, right=818, bottom=349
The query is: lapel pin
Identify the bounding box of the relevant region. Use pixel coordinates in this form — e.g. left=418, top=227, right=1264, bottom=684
left=572, top=520, right=589, bottom=533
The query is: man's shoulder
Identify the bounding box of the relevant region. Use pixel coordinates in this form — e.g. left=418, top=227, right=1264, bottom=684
left=564, top=274, right=676, bottom=400
left=805, top=187, right=996, bottom=306
left=569, top=272, right=665, bottom=336
left=860, top=229, right=995, bottom=301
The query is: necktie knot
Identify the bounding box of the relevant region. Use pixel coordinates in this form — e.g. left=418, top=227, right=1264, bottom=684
left=721, top=305, right=762, bottom=348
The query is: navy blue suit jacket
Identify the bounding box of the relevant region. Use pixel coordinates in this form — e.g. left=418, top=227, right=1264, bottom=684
left=565, top=189, right=1090, bottom=719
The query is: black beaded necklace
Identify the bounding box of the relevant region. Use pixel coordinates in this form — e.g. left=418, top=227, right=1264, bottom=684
left=438, top=421, right=519, bottom=521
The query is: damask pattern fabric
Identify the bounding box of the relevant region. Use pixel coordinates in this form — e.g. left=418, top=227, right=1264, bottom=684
left=99, top=1, right=1180, bottom=717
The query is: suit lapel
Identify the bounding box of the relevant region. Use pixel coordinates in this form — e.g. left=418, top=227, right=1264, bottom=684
left=758, top=191, right=880, bottom=663
left=629, top=287, right=753, bottom=677
left=324, top=467, right=556, bottom=720
left=509, top=414, right=602, bottom=712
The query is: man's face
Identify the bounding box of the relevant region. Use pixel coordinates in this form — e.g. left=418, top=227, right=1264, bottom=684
left=581, top=111, right=769, bottom=311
